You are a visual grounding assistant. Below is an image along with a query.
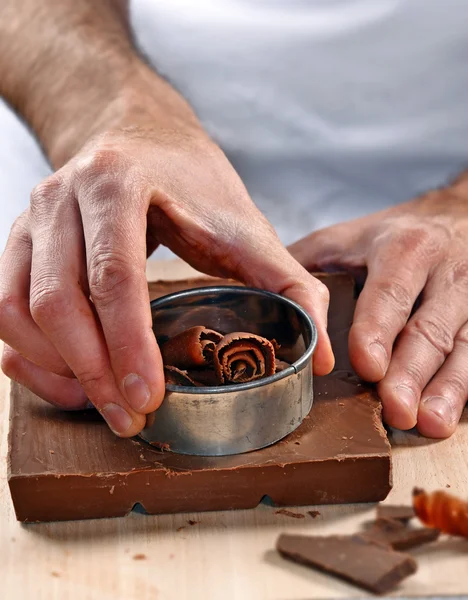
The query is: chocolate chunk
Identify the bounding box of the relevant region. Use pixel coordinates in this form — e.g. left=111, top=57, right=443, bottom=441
left=359, top=518, right=440, bottom=550
left=7, top=273, right=391, bottom=522
left=213, top=332, right=276, bottom=383
left=276, top=534, right=417, bottom=595
left=376, top=504, right=415, bottom=522
left=161, top=326, right=223, bottom=369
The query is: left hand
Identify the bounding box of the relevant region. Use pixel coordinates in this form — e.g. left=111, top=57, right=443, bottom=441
left=288, top=182, right=468, bottom=438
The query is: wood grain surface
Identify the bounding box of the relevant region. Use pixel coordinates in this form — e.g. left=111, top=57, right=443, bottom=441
left=1, top=260, right=467, bottom=600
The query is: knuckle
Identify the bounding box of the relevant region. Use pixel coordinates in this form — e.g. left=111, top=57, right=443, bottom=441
left=30, top=283, right=69, bottom=325
left=8, top=213, right=31, bottom=249
left=30, top=175, right=63, bottom=208
left=76, top=367, right=108, bottom=390
left=374, top=279, right=414, bottom=319
left=88, top=252, right=134, bottom=307
left=445, top=259, right=468, bottom=288
left=315, top=280, right=330, bottom=306
left=407, top=316, right=454, bottom=359
left=1, top=348, right=19, bottom=379
left=376, top=219, right=440, bottom=259
left=0, top=293, right=20, bottom=334
left=433, top=374, right=467, bottom=400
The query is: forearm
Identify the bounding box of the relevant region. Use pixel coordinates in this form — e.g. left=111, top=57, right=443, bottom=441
left=0, top=0, right=199, bottom=168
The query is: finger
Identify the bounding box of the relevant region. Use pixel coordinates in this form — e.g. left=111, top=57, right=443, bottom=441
left=1, top=344, right=89, bottom=410
left=227, top=223, right=335, bottom=375
left=29, top=177, right=147, bottom=437
left=0, top=213, right=72, bottom=377
left=349, top=231, right=430, bottom=383
left=379, top=264, right=467, bottom=430
left=417, top=323, right=468, bottom=438
left=76, top=154, right=165, bottom=413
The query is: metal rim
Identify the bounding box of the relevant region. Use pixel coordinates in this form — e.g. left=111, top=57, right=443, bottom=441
left=150, top=285, right=318, bottom=395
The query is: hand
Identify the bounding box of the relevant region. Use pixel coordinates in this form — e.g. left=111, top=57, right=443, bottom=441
left=289, top=184, right=468, bottom=438
left=0, top=115, right=333, bottom=437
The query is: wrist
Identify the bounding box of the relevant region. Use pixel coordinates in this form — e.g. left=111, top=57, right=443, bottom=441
left=48, top=62, right=204, bottom=168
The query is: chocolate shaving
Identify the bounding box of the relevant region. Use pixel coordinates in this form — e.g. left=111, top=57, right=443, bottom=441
left=161, top=326, right=223, bottom=369
left=164, top=366, right=199, bottom=387
left=213, top=332, right=276, bottom=384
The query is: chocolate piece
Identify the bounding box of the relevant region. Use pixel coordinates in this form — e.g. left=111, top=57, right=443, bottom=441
left=276, top=534, right=417, bottom=595
left=213, top=332, right=276, bottom=383
left=360, top=518, right=440, bottom=550
left=275, top=359, right=291, bottom=372
left=164, top=366, right=199, bottom=387
left=7, top=273, right=391, bottom=522
left=161, top=326, right=223, bottom=369
left=275, top=509, right=305, bottom=519
left=376, top=504, right=415, bottom=522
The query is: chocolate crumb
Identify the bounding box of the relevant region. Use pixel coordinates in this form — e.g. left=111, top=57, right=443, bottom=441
left=133, top=554, right=146, bottom=561
left=446, top=484, right=451, bottom=488
left=176, top=526, right=186, bottom=532
left=308, top=510, right=321, bottom=519
left=276, top=509, right=305, bottom=519
left=188, top=520, right=199, bottom=526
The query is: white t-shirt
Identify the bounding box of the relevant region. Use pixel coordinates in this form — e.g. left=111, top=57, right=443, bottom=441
left=1, top=0, right=467, bottom=253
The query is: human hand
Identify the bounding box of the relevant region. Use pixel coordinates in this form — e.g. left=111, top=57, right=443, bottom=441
left=289, top=184, right=468, bottom=438
left=0, top=111, right=333, bottom=437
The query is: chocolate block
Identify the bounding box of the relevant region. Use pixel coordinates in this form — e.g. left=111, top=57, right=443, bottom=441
left=376, top=504, right=415, bottom=522
left=360, top=518, right=440, bottom=550
left=8, top=273, right=391, bottom=522
left=276, top=534, right=417, bottom=595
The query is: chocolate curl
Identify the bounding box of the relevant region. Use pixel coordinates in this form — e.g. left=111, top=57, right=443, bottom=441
left=213, top=332, right=276, bottom=384
left=275, top=359, right=291, bottom=373
left=161, top=326, right=223, bottom=369
left=164, top=366, right=200, bottom=387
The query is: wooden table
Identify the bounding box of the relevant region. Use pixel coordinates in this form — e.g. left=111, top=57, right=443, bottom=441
left=1, top=260, right=468, bottom=600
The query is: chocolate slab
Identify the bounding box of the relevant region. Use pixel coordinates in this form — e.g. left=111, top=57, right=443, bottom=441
left=8, top=273, right=391, bottom=522
left=376, top=504, right=415, bottom=522
left=359, top=518, right=440, bottom=550
left=276, top=533, right=417, bottom=595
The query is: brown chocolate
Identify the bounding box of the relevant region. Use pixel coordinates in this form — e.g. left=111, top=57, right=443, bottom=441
left=359, top=518, right=440, bottom=550
left=276, top=534, right=417, bottom=595
left=376, top=504, right=415, bottom=522
left=7, top=273, right=391, bottom=522
left=161, top=326, right=223, bottom=369
left=164, top=366, right=200, bottom=387
left=213, top=332, right=276, bottom=383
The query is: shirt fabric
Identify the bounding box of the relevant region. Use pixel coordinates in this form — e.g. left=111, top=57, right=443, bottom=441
left=1, top=0, right=467, bottom=254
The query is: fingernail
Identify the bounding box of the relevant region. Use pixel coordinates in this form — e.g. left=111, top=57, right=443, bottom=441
left=101, top=403, right=133, bottom=435
left=369, top=342, right=388, bottom=375
left=422, top=396, right=454, bottom=426
left=395, top=385, right=418, bottom=419
left=123, top=373, right=150, bottom=412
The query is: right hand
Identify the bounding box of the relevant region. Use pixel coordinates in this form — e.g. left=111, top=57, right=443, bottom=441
left=0, top=118, right=334, bottom=437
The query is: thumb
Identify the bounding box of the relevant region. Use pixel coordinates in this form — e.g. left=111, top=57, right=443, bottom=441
left=231, top=233, right=335, bottom=376
left=288, top=222, right=364, bottom=272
